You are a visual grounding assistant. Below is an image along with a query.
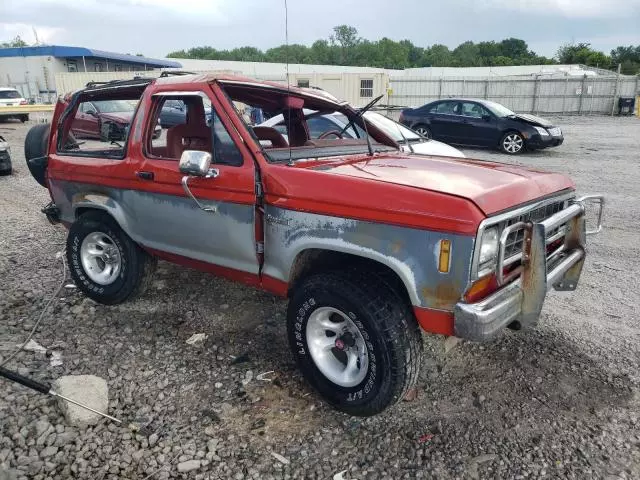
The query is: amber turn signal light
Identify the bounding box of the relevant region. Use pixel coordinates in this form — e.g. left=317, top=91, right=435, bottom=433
left=438, top=239, right=451, bottom=273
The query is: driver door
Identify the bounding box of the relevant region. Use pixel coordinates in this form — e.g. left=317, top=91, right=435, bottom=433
left=130, top=88, right=259, bottom=277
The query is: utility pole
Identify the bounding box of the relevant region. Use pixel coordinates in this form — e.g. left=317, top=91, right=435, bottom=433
left=611, top=63, right=621, bottom=116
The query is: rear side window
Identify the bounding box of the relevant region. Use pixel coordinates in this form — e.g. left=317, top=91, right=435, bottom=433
left=59, top=98, right=138, bottom=158
left=430, top=102, right=457, bottom=114
left=0, top=90, right=21, bottom=99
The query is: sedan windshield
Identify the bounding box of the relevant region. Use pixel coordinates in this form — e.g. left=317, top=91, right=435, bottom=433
left=364, top=112, right=422, bottom=142
left=483, top=101, right=515, bottom=117
left=93, top=100, right=135, bottom=113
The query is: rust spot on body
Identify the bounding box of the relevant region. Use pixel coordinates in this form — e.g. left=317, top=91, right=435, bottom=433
left=421, top=281, right=462, bottom=310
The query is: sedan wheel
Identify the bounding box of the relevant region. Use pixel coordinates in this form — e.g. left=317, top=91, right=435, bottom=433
left=414, top=125, right=431, bottom=139
left=501, top=132, right=524, bottom=154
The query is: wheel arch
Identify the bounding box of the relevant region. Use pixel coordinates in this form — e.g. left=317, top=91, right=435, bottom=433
left=287, top=248, right=414, bottom=308
left=72, top=193, right=137, bottom=240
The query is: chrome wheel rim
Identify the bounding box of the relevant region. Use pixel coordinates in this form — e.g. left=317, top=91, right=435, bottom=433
left=80, top=232, right=121, bottom=285
left=503, top=134, right=523, bottom=153
left=306, top=307, right=369, bottom=388
left=416, top=127, right=430, bottom=138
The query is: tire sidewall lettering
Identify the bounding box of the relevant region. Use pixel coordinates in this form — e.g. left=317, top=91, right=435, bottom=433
left=290, top=293, right=382, bottom=406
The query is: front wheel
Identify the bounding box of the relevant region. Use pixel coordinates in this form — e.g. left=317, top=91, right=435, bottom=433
left=500, top=131, right=525, bottom=154
left=287, top=271, right=423, bottom=416
left=67, top=211, right=156, bottom=305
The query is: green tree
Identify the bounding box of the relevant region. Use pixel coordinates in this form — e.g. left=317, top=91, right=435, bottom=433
left=557, top=43, right=612, bottom=69
left=0, top=35, right=28, bottom=48
left=611, top=45, right=640, bottom=75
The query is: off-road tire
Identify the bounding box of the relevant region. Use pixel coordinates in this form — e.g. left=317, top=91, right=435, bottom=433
left=287, top=270, right=423, bottom=416
left=67, top=211, right=156, bottom=305
left=24, top=123, right=51, bottom=186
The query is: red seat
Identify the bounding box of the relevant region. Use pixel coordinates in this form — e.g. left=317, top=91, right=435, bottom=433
left=252, top=126, right=288, bottom=148
left=166, top=99, right=211, bottom=159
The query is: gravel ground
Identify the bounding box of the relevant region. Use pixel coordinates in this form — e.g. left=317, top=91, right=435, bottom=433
left=1, top=115, right=639, bottom=479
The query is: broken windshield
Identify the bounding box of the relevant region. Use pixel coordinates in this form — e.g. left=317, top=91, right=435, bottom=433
left=219, top=82, right=396, bottom=163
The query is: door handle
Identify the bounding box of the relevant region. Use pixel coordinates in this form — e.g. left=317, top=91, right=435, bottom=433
left=136, top=171, right=154, bottom=180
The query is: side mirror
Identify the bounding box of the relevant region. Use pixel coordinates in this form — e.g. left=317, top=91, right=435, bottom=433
left=179, top=150, right=218, bottom=213
left=179, top=150, right=212, bottom=177
left=482, top=114, right=492, bottom=122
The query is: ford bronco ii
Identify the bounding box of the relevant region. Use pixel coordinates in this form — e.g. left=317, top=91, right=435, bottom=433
left=24, top=73, right=604, bottom=416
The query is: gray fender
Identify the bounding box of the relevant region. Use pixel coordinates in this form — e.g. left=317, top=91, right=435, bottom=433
left=262, top=206, right=475, bottom=310
left=71, top=192, right=139, bottom=241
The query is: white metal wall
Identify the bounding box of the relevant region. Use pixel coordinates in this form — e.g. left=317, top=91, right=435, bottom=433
left=389, top=75, right=640, bottom=114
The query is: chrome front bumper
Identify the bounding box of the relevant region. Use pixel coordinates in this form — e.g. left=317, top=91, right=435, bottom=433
left=454, top=195, right=604, bottom=342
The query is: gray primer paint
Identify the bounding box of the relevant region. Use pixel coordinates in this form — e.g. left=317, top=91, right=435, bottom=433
left=263, top=206, right=474, bottom=310
left=49, top=179, right=259, bottom=275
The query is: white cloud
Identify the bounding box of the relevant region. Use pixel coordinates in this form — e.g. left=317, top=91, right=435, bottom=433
left=20, top=0, right=228, bottom=20
left=482, top=0, right=640, bottom=18
left=0, top=22, right=65, bottom=44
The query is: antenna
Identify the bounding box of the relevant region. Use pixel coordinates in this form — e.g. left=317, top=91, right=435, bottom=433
left=284, top=0, right=293, bottom=166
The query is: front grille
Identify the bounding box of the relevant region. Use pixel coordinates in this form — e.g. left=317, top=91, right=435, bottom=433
left=498, top=199, right=567, bottom=264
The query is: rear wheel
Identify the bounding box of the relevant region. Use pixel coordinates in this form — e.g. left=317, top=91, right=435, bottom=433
left=67, top=211, right=156, bottom=305
left=414, top=124, right=431, bottom=139
left=287, top=270, right=423, bottom=416
left=500, top=131, right=525, bottom=154
left=20, top=114, right=29, bottom=123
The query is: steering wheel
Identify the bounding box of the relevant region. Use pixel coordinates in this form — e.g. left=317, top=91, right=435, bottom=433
left=318, top=130, right=344, bottom=139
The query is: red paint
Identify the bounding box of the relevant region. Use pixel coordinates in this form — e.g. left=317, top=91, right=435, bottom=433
left=144, top=247, right=288, bottom=297
left=413, top=307, right=455, bottom=336
left=265, top=152, right=574, bottom=217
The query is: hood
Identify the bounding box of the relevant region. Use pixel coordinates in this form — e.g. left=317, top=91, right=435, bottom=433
left=99, top=111, right=133, bottom=124
left=405, top=139, right=465, bottom=158
left=308, top=153, right=573, bottom=215
left=512, top=113, right=554, bottom=128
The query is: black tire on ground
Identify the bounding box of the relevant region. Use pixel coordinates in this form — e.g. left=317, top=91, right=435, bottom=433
left=499, top=131, right=525, bottom=154
left=0, top=168, right=12, bottom=176
left=287, top=270, right=423, bottom=416
left=413, top=124, right=432, bottom=139
left=24, top=123, right=51, bottom=187
left=67, top=211, right=156, bottom=305
left=20, top=114, right=29, bottom=123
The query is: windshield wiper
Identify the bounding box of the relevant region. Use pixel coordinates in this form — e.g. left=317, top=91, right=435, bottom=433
left=339, top=95, right=384, bottom=137
left=339, top=95, right=384, bottom=157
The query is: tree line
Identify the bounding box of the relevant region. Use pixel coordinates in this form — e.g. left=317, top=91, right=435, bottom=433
left=166, top=25, right=640, bottom=75
left=3, top=27, right=639, bottom=75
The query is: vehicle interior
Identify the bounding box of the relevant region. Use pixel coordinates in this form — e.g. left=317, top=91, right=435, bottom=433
left=58, top=81, right=149, bottom=158
left=218, top=82, right=397, bottom=162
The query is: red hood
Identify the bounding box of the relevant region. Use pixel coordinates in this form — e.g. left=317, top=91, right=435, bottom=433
left=99, top=111, right=133, bottom=124
left=305, top=153, right=574, bottom=215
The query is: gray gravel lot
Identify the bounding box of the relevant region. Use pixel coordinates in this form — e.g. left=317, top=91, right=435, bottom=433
left=1, top=115, right=639, bottom=479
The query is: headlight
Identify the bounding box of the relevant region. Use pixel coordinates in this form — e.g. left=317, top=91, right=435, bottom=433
left=478, top=227, right=499, bottom=275
left=533, top=126, right=549, bottom=136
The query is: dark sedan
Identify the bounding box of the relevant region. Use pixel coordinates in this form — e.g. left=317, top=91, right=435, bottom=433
left=399, top=99, right=563, bottom=154
left=159, top=99, right=212, bottom=128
